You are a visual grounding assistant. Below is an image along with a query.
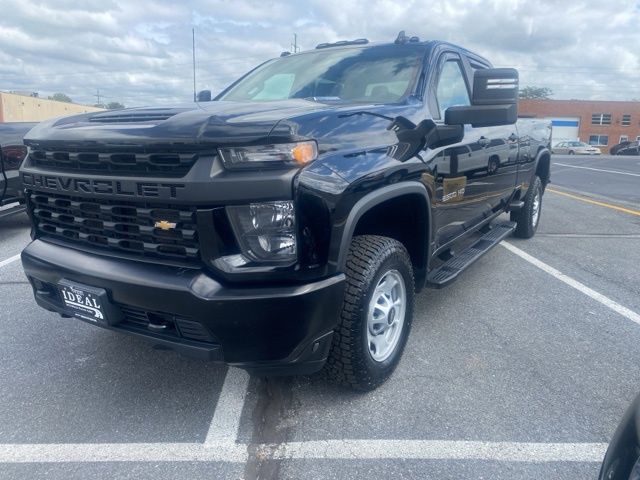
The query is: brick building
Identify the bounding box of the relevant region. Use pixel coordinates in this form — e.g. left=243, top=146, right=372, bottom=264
left=519, top=99, right=640, bottom=153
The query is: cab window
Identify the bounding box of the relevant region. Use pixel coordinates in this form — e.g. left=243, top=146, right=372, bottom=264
left=435, top=60, right=470, bottom=119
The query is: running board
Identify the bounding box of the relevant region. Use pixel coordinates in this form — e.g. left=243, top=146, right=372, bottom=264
left=426, top=221, right=516, bottom=289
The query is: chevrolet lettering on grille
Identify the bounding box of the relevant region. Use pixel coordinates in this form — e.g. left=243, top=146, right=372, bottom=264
left=21, top=173, right=185, bottom=199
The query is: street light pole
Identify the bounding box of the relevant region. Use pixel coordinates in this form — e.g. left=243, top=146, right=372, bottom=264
left=192, top=28, right=196, bottom=102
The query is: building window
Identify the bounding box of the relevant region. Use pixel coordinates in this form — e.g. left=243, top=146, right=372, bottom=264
left=622, top=114, right=631, bottom=126
left=591, top=113, right=612, bottom=125
left=620, top=135, right=629, bottom=143
left=589, top=135, right=608, bottom=146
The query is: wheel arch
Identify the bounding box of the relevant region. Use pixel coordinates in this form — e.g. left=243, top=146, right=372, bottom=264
left=534, top=147, right=551, bottom=188
left=332, top=182, right=432, bottom=290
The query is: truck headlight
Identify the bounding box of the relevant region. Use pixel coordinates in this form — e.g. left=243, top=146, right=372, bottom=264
left=218, top=141, right=317, bottom=169
left=225, top=201, right=296, bottom=264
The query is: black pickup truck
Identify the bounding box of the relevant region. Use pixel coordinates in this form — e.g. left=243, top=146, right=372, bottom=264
left=20, top=33, right=551, bottom=390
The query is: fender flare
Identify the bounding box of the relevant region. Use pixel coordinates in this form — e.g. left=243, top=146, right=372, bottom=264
left=532, top=147, right=551, bottom=186
left=330, top=181, right=432, bottom=271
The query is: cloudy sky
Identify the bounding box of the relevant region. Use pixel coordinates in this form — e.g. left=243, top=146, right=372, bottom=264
left=1, top=0, right=639, bottom=107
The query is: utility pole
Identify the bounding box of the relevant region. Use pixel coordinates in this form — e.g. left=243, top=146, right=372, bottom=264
left=94, top=88, right=102, bottom=106
left=192, top=28, right=197, bottom=102
left=291, top=33, right=299, bottom=53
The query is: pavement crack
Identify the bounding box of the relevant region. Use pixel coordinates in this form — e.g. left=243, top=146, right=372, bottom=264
left=244, top=376, right=297, bottom=480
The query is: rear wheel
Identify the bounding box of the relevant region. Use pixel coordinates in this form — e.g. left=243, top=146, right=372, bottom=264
left=511, top=175, right=543, bottom=239
left=487, top=156, right=499, bottom=175
left=324, top=235, right=415, bottom=391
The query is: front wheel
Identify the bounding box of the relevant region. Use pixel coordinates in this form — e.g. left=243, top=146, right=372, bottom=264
left=511, top=175, right=543, bottom=239
left=324, top=235, right=415, bottom=391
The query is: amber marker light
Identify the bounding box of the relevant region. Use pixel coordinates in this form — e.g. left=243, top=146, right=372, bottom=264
left=291, top=141, right=318, bottom=165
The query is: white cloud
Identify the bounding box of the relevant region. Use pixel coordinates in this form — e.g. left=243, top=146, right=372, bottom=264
left=0, top=0, right=639, bottom=106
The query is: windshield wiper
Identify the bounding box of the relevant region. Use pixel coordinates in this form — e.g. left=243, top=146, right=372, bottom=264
left=303, top=96, right=343, bottom=103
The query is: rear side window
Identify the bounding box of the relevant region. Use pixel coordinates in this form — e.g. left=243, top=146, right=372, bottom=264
left=435, top=60, right=470, bottom=118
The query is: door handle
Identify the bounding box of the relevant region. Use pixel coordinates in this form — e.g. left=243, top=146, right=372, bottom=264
left=478, top=136, right=490, bottom=147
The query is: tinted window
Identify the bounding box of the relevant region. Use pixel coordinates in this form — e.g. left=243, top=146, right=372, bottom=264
left=435, top=60, right=470, bottom=118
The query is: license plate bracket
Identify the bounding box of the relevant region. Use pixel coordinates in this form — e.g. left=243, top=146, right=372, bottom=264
left=58, top=280, right=117, bottom=326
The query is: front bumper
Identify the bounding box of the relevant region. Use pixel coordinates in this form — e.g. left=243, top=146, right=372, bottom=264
left=21, top=240, right=345, bottom=375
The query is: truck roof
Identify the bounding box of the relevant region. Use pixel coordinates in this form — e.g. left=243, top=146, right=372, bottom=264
left=280, top=36, right=492, bottom=68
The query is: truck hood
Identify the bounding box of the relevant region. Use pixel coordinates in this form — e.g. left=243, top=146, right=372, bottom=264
left=23, top=99, right=336, bottom=151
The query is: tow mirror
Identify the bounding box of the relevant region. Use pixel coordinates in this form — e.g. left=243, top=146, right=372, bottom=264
left=445, top=68, right=518, bottom=127
left=196, top=90, right=212, bottom=102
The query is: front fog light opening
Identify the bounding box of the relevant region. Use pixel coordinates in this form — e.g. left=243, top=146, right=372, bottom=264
left=225, top=201, right=297, bottom=265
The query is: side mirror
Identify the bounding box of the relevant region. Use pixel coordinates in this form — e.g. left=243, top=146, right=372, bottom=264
left=196, top=90, right=212, bottom=102
left=445, top=68, right=518, bottom=127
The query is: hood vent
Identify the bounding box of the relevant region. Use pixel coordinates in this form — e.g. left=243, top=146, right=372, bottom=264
left=89, top=110, right=179, bottom=123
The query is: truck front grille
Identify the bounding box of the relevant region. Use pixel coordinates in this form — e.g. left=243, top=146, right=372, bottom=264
left=29, top=150, right=197, bottom=177
left=29, top=191, right=200, bottom=263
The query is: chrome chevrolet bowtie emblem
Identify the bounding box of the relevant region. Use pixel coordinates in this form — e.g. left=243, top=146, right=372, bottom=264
left=154, top=220, right=177, bottom=230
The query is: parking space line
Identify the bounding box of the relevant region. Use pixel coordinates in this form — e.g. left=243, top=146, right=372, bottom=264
left=0, top=440, right=606, bottom=463
left=553, top=162, right=640, bottom=178
left=501, top=241, right=640, bottom=326
left=0, top=442, right=248, bottom=463
left=267, top=439, right=608, bottom=463
left=547, top=188, right=640, bottom=217
left=204, top=367, right=250, bottom=445
left=0, top=254, right=20, bottom=269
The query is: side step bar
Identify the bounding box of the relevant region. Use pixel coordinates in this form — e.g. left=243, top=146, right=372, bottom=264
left=426, top=221, right=516, bottom=289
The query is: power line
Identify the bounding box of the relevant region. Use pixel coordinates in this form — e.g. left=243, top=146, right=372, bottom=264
left=0, top=53, right=269, bottom=79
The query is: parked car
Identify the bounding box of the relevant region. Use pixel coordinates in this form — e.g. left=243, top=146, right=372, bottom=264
left=0, top=122, right=37, bottom=206
left=552, top=141, right=601, bottom=155
left=599, top=392, right=640, bottom=480
left=19, top=32, right=551, bottom=390
left=610, top=140, right=640, bottom=156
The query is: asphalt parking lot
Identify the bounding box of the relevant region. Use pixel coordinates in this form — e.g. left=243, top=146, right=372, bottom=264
left=0, top=154, right=639, bottom=479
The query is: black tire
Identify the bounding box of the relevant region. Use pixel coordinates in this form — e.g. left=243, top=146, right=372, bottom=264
left=511, top=175, right=543, bottom=239
left=324, top=235, right=415, bottom=391
left=568, top=150, right=575, bottom=155
left=487, top=156, right=499, bottom=175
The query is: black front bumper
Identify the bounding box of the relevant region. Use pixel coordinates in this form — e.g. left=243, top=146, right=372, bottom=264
left=21, top=240, right=345, bottom=375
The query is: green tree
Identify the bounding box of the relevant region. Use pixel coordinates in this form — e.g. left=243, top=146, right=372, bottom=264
left=48, top=92, right=73, bottom=103
left=106, top=101, right=125, bottom=110
left=519, top=86, right=553, bottom=100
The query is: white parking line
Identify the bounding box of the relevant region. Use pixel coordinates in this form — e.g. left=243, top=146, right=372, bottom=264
left=0, top=254, right=20, bottom=269
left=0, top=442, right=248, bottom=463
left=268, top=439, right=608, bottom=463
left=502, top=241, right=640, bottom=326
left=554, top=162, right=640, bottom=177
left=204, top=367, right=250, bottom=445
left=0, top=440, right=607, bottom=464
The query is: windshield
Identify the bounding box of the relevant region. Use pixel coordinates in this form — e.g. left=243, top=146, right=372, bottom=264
left=219, top=44, right=424, bottom=104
